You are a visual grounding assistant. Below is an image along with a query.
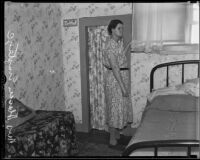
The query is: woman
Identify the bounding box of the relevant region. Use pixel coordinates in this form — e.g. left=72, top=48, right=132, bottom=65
left=103, top=19, right=133, bottom=146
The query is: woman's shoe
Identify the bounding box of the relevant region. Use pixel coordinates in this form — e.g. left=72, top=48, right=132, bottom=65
left=108, top=144, right=124, bottom=151
left=109, top=137, right=117, bottom=146
left=115, top=129, right=120, bottom=140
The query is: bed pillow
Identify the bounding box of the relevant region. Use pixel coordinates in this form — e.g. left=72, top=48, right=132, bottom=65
left=5, top=98, right=36, bottom=128
left=147, top=78, right=199, bottom=112
left=148, top=94, right=199, bottom=112
left=176, top=77, right=199, bottom=97
left=148, top=78, right=199, bottom=102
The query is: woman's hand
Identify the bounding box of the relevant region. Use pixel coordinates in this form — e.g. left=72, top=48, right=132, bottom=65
left=121, top=87, right=129, bottom=97
left=125, top=40, right=132, bottom=48
left=123, top=41, right=132, bottom=56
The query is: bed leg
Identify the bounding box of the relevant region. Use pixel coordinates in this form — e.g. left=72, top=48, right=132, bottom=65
left=187, top=146, right=191, bottom=157
left=154, top=147, right=158, bottom=157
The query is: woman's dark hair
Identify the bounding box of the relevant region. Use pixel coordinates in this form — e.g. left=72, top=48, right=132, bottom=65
left=107, top=19, right=123, bottom=36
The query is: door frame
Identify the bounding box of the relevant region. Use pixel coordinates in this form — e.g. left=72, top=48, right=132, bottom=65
left=79, top=14, right=132, bottom=133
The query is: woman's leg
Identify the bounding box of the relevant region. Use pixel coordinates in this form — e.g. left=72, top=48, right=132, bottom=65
left=109, top=127, right=117, bottom=145
left=115, top=128, right=120, bottom=140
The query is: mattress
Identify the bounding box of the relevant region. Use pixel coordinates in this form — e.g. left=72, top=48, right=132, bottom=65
left=126, top=94, right=199, bottom=157
left=5, top=110, right=79, bottom=157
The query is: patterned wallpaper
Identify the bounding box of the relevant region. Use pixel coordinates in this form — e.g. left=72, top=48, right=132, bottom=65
left=130, top=53, right=199, bottom=127
left=4, top=3, right=66, bottom=111
left=60, top=3, right=132, bottom=123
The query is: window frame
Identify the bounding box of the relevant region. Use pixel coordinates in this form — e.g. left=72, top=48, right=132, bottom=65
left=154, top=2, right=199, bottom=54
left=162, top=2, right=199, bottom=55
left=131, top=2, right=199, bottom=54
left=190, top=3, right=199, bottom=44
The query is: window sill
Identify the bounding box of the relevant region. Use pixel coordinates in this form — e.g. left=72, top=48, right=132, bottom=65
left=161, top=43, right=199, bottom=55
left=162, top=43, right=199, bottom=52
left=131, top=44, right=199, bottom=55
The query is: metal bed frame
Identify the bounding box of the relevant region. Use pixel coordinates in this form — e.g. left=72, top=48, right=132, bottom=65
left=150, top=60, right=200, bottom=92
left=122, top=60, right=200, bottom=158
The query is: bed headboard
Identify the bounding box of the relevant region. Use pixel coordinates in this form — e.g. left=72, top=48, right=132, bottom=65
left=150, top=60, right=200, bottom=92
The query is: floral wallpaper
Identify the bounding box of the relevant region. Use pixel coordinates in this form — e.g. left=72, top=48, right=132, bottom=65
left=130, top=53, right=199, bottom=127
left=4, top=3, right=66, bottom=111
left=60, top=3, right=132, bottom=123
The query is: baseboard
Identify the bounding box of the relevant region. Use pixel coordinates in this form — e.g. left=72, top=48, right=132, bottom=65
left=75, top=123, right=90, bottom=133
left=75, top=123, right=137, bottom=135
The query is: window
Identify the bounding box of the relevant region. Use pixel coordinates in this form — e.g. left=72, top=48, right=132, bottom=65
left=131, top=3, right=199, bottom=53
left=191, top=3, right=199, bottom=43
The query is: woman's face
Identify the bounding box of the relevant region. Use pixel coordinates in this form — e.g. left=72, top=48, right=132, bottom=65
left=112, top=23, right=123, bottom=38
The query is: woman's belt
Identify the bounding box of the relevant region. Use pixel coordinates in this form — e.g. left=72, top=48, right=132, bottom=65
left=104, top=65, right=129, bottom=71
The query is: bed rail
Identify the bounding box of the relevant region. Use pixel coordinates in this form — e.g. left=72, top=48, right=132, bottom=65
left=150, top=60, right=200, bottom=92
left=122, top=139, right=199, bottom=158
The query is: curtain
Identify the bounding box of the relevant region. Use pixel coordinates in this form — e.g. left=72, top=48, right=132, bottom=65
left=88, top=25, right=109, bottom=131
left=131, top=3, right=189, bottom=53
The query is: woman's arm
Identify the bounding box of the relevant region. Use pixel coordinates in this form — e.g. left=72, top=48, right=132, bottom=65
left=107, top=53, right=128, bottom=97
left=123, top=41, right=132, bottom=57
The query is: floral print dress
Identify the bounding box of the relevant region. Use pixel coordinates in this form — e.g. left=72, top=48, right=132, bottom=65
left=103, top=38, right=133, bottom=129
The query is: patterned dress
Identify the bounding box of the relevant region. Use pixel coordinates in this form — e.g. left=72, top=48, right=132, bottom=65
left=103, top=38, right=133, bottom=129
